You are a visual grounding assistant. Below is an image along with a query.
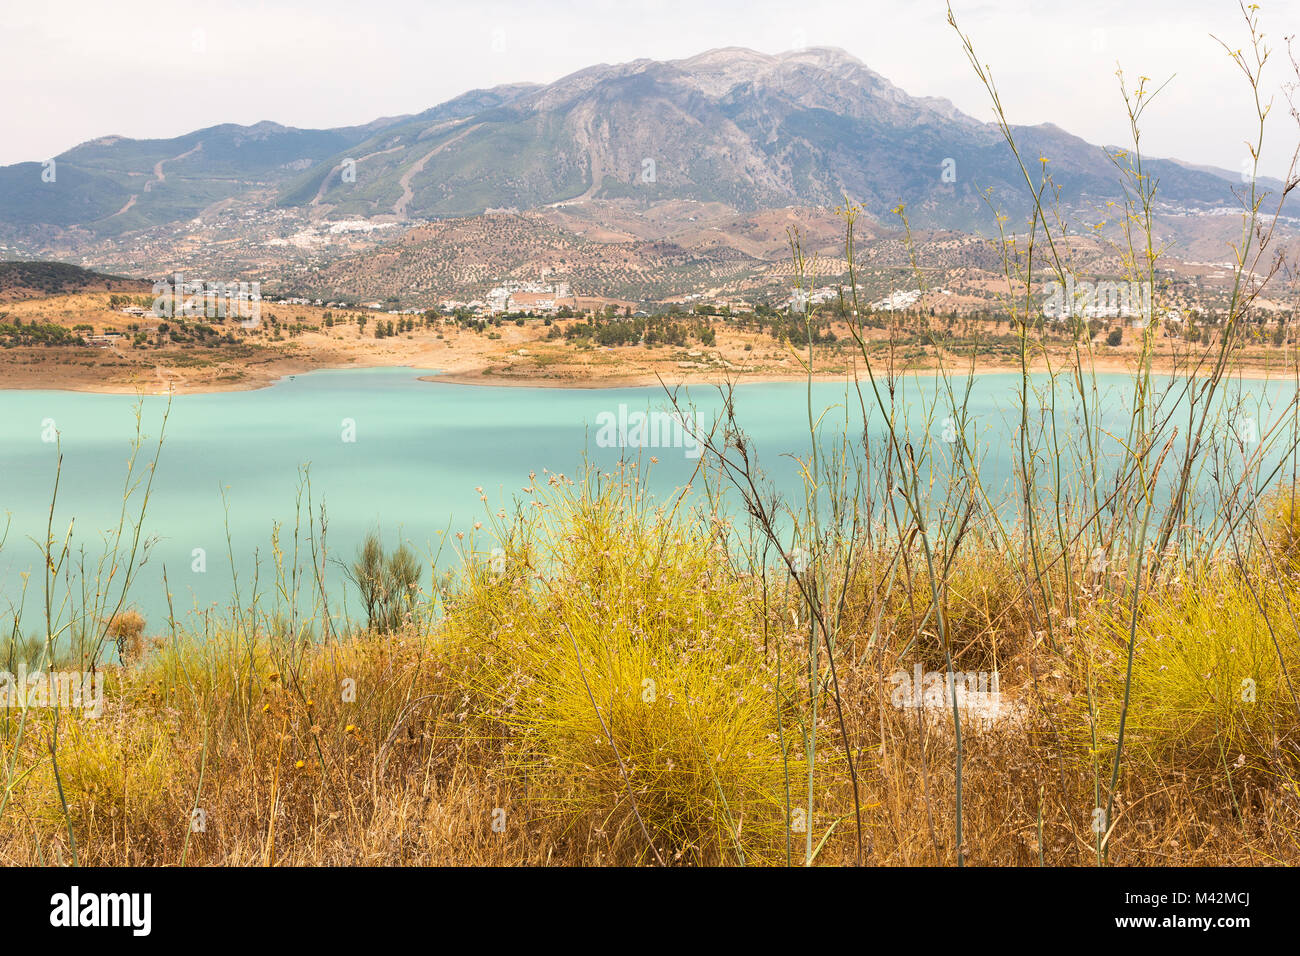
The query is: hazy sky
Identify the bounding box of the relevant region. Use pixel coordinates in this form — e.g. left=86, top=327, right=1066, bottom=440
left=3, top=0, right=1298, bottom=177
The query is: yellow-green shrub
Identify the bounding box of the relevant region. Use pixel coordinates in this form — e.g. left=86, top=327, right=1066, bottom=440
left=1079, top=579, right=1300, bottom=777
left=443, top=469, right=805, bottom=864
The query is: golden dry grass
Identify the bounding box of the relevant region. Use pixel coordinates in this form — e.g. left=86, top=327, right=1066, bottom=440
left=2, top=470, right=1298, bottom=867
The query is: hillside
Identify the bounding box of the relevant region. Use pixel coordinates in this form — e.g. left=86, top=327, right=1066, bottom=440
left=0, top=260, right=150, bottom=302
left=0, top=85, right=532, bottom=239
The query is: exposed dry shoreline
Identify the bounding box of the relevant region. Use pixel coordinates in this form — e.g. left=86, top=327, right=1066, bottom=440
left=1, top=350, right=1293, bottom=396
left=2, top=292, right=1295, bottom=395
left=421, top=357, right=1294, bottom=389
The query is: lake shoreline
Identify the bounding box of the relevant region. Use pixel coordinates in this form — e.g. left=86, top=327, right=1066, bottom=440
left=1, top=354, right=1295, bottom=395
left=5, top=290, right=1296, bottom=395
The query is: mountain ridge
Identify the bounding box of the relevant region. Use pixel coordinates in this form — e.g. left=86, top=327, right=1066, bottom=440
left=0, top=46, right=1282, bottom=244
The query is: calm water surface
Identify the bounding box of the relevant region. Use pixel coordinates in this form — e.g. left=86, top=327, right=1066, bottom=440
left=0, top=367, right=1290, bottom=631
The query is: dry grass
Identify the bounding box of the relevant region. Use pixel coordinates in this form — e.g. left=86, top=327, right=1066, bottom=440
left=1, top=469, right=1297, bottom=867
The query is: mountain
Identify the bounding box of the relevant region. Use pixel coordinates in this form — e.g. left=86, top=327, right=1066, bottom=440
left=0, top=47, right=1280, bottom=242
left=275, top=46, right=1267, bottom=230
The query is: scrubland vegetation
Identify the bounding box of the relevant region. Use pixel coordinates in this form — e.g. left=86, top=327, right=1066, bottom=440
left=2, top=464, right=1299, bottom=866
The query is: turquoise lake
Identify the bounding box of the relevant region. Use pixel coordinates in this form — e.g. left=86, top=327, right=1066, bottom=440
left=0, top=367, right=1292, bottom=633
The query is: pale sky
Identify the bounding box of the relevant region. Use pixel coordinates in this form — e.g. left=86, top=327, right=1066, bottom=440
left=3, top=0, right=1298, bottom=178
